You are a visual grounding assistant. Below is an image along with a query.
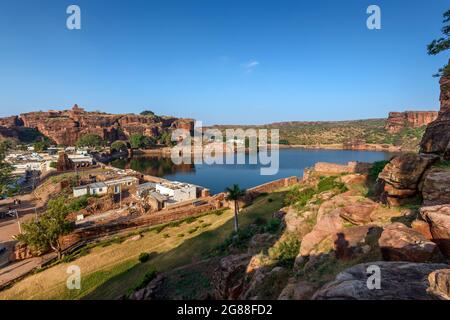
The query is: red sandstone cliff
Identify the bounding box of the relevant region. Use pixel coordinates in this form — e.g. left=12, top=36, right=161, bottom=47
left=420, top=63, right=450, bottom=159
left=0, top=104, right=194, bottom=146
left=384, top=111, right=439, bottom=134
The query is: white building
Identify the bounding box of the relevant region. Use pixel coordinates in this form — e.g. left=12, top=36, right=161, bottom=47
left=88, top=182, right=107, bottom=196
left=155, top=181, right=197, bottom=202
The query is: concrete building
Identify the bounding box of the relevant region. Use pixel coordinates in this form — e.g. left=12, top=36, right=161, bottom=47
left=88, top=182, right=107, bottom=196
left=155, top=181, right=197, bottom=202
left=73, top=185, right=89, bottom=197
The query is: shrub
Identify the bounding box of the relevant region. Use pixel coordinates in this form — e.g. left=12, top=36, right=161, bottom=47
left=269, top=235, right=300, bottom=267
left=317, top=176, right=347, bottom=193
left=134, top=267, right=158, bottom=291
left=138, top=252, right=150, bottom=263
left=369, top=160, right=389, bottom=180
left=264, top=218, right=281, bottom=233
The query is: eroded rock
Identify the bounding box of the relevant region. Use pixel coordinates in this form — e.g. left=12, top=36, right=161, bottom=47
left=312, top=261, right=449, bottom=300
left=378, top=223, right=443, bottom=263
left=420, top=205, right=450, bottom=258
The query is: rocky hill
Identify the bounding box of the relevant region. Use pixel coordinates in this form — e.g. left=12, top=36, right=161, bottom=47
left=209, top=111, right=437, bottom=152
left=129, top=69, right=450, bottom=301
left=0, top=104, right=194, bottom=146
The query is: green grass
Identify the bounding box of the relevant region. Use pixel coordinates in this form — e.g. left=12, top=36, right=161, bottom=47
left=0, top=190, right=286, bottom=300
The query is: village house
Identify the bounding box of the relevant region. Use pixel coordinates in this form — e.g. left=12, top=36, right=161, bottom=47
left=72, top=176, right=139, bottom=198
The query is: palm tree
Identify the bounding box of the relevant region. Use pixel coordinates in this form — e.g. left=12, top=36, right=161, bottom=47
left=225, top=184, right=246, bottom=232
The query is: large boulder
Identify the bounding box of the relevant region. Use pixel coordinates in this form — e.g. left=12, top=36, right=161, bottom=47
left=421, top=167, right=450, bottom=205
left=377, top=153, right=437, bottom=205
left=378, top=223, right=443, bottom=263
left=420, top=205, right=450, bottom=258
left=312, top=261, right=449, bottom=300
left=428, top=269, right=450, bottom=300
left=420, top=72, right=450, bottom=159
left=299, top=208, right=344, bottom=256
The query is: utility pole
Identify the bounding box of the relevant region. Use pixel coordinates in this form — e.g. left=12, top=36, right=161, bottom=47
left=119, top=184, right=122, bottom=209
left=15, top=209, right=22, bottom=234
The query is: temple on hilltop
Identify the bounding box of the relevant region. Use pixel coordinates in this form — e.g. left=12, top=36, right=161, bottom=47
left=71, top=104, right=85, bottom=113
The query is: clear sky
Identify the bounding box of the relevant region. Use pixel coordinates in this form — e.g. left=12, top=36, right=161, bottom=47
left=0, top=0, right=448, bottom=124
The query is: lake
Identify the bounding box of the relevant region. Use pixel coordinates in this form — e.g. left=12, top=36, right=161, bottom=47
left=110, top=149, right=395, bottom=195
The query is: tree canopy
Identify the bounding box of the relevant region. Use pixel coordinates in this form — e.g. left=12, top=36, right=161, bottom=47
left=17, top=196, right=74, bottom=259
left=129, top=134, right=155, bottom=149
left=140, top=110, right=155, bottom=116
left=75, top=134, right=104, bottom=148
left=0, top=144, right=13, bottom=194
left=111, top=140, right=128, bottom=152
left=428, top=9, right=450, bottom=76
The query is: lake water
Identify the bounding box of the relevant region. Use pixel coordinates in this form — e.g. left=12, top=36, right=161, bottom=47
left=110, top=149, right=395, bottom=194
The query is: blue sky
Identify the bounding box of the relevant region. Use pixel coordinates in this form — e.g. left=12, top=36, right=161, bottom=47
left=0, top=0, right=448, bottom=124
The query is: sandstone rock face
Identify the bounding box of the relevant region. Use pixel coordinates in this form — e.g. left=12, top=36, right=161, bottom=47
left=420, top=205, right=450, bottom=258
left=384, top=111, right=438, bottom=134
left=421, top=167, right=450, bottom=205
left=411, top=220, right=433, bottom=240
left=0, top=104, right=194, bottom=146
left=378, top=223, right=443, bottom=263
left=420, top=72, right=450, bottom=158
left=377, top=153, right=437, bottom=205
left=312, top=261, right=449, bottom=300
left=428, top=269, right=450, bottom=300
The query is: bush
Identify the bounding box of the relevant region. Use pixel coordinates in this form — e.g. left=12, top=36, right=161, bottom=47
left=264, top=218, right=281, bottom=233
left=317, top=176, right=347, bottom=193
left=269, top=235, right=300, bottom=267
left=138, top=252, right=150, bottom=263
left=134, top=268, right=158, bottom=291
left=369, top=160, right=389, bottom=180
left=76, top=134, right=104, bottom=148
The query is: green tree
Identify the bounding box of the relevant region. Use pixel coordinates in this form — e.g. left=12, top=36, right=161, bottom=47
left=225, top=184, right=246, bottom=232
left=0, top=147, right=13, bottom=194
left=140, top=110, right=155, bottom=116
left=17, top=197, right=74, bottom=259
left=111, top=140, right=128, bottom=152
left=33, top=141, right=49, bottom=152
left=129, top=134, right=154, bottom=149
left=428, top=9, right=450, bottom=76
left=76, top=134, right=104, bottom=148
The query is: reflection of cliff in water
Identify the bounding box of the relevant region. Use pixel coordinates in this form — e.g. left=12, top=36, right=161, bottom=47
left=110, top=156, right=195, bottom=177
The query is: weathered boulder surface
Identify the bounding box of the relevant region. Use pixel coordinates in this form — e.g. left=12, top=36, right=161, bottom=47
left=378, top=223, right=443, bottom=263
left=421, top=167, right=450, bottom=205
left=420, top=205, right=450, bottom=258
left=385, top=111, right=438, bottom=134
left=411, top=219, right=433, bottom=240
left=129, top=274, right=165, bottom=300
left=377, top=153, right=437, bottom=205
left=428, top=269, right=450, bottom=300
left=212, top=254, right=251, bottom=299
left=420, top=71, right=450, bottom=159
left=312, top=261, right=449, bottom=300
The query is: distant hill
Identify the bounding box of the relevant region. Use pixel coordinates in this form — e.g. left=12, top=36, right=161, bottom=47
left=208, top=111, right=437, bottom=151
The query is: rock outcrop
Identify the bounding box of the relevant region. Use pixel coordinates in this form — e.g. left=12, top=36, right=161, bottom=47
left=312, top=261, right=449, bottom=300
left=428, top=269, right=450, bottom=300
left=420, top=205, right=450, bottom=258
left=377, top=153, right=437, bottom=206
left=0, top=104, right=194, bottom=146
left=378, top=223, right=443, bottom=263
left=421, top=167, right=450, bottom=205
left=385, top=111, right=438, bottom=134
left=420, top=69, right=450, bottom=159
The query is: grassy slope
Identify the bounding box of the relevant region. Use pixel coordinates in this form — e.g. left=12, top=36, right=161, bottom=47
left=0, top=191, right=286, bottom=300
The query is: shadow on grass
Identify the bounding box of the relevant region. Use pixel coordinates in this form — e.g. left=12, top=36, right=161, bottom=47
left=82, top=191, right=287, bottom=300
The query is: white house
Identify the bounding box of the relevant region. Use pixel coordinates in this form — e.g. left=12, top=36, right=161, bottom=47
left=73, top=185, right=88, bottom=198
left=88, top=182, right=107, bottom=196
